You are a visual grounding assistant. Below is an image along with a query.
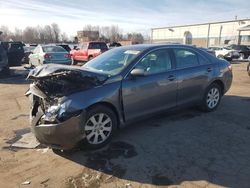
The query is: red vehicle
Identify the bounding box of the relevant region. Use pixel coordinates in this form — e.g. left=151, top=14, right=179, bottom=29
left=70, top=42, right=108, bottom=64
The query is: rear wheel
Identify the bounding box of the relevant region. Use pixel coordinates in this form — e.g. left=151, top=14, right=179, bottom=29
left=239, top=53, right=245, bottom=60
left=82, top=105, right=117, bottom=149
left=88, top=56, right=93, bottom=61
left=72, top=58, right=78, bottom=65
left=200, top=83, right=222, bottom=112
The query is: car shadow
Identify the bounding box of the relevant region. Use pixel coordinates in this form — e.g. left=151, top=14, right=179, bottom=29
left=56, top=95, right=250, bottom=187
left=0, top=73, right=30, bottom=84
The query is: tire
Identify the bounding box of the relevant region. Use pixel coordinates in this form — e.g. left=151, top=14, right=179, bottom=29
left=81, top=105, right=117, bottom=149
left=239, top=53, right=245, bottom=60
left=88, top=56, right=93, bottom=61
left=217, top=55, right=224, bottom=59
left=200, top=83, right=222, bottom=112
left=72, top=58, right=77, bottom=65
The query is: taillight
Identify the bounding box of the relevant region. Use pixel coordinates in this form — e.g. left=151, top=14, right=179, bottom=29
left=44, top=54, right=51, bottom=59
left=64, top=54, right=71, bottom=58
left=228, top=65, right=232, bottom=71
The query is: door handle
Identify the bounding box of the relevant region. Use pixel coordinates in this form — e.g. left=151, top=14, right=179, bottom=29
left=168, top=75, right=175, bottom=81
left=207, top=68, right=212, bottom=72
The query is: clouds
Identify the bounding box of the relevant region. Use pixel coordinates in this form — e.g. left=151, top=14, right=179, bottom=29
left=0, top=0, right=249, bottom=36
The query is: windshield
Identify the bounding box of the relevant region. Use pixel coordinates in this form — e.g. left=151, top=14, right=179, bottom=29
left=42, top=46, right=66, bottom=53
left=82, top=48, right=141, bottom=76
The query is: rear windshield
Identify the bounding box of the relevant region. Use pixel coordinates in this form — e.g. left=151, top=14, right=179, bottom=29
left=89, top=42, right=108, bottom=50
left=42, top=46, right=66, bottom=52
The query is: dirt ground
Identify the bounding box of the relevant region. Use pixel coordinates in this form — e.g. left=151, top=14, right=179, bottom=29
left=0, top=62, right=250, bottom=188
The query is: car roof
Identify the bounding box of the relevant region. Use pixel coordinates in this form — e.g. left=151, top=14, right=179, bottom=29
left=116, top=43, right=201, bottom=51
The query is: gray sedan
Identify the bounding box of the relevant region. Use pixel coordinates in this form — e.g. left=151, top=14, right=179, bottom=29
left=26, top=44, right=233, bottom=150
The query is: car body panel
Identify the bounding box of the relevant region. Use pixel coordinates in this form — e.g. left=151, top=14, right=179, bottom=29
left=122, top=70, right=177, bottom=121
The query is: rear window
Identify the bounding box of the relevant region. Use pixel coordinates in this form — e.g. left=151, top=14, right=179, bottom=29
left=88, top=42, right=108, bottom=50
left=174, top=49, right=199, bottom=68
left=42, top=46, right=66, bottom=52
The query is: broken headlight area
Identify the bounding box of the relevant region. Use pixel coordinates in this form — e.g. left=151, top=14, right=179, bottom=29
left=42, top=102, right=82, bottom=123
left=43, top=103, right=66, bottom=122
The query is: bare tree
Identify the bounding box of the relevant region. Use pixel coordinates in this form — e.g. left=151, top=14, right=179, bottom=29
left=0, top=25, right=12, bottom=41
left=108, top=25, right=123, bottom=43
left=23, top=26, right=39, bottom=43
left=127, top=33, right=144, bottom=44
left=12, top=28, right=23, bottom=41
left=51, top=23, right=60, bottom=43
left=44, top=25, right=54, bottom=43
left=61, top=32, right=68, bottom=43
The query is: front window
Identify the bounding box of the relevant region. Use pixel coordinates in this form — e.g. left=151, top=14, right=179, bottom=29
left=82, top=48, right=141, bottom=76
left=135, top=49, right=172, bottom=75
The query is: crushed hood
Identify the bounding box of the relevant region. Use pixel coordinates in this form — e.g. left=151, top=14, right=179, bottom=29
left=27, top=64, right=109, bottom=98
left=27, top=64, right=108, bottom=80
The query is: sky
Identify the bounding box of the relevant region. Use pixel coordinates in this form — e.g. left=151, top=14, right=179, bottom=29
left=0, top=0, right=250, bottom=36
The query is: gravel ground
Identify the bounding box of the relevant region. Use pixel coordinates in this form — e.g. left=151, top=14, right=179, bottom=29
left=0, top=62, right=249, bottom=188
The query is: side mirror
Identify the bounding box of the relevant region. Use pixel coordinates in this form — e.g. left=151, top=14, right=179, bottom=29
left=130, top=68, right=145, bottom=77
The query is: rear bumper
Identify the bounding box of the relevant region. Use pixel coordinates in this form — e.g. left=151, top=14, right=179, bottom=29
left=43, top=59, right=72, bottom=65
left=31, top=111, right=86, bottom=150
left=73, top=56, right=88, bottom=62
left=223, top=72, right=233, bottom=94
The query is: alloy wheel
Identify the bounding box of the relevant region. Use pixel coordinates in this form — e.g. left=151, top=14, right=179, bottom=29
left=207, top=87, right=220, bottom=109
left=85, top=113, right=112, bottom=145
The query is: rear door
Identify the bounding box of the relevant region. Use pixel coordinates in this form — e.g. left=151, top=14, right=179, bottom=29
left=122, top=48, right=177, bottom=121
left=75, top=43, right=87, bottom=61
left=173, top=48, right=215, bottom=105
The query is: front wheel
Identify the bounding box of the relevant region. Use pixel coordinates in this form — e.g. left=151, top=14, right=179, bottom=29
left=200, top=83, right=222, bottom=112
left=82, top=105, right=117, bottom=149
left=217, top=55, right=224, bottom=59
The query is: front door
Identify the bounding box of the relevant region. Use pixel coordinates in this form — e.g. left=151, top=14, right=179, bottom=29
left=122, top=49, right=177, bottom=121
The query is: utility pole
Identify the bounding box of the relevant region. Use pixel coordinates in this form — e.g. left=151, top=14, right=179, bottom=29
left=206, top=24, right=210, bottom=48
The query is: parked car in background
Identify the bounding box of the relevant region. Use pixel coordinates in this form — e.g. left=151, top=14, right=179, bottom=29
left=226, top=44, right=250, bottom=60
left=0, top=42, right=9, bottom=76
left=1, top=42, right=25, bottom=66
left=199, top=47, right=216, bottom=56
left=22, top=46, right=36, bottom=64
left=209, top=46, right=240, bottom=61
left=70, top=41, right=108, bottom=65
left=26, top=44, right=233, bottom=150
left=29, top=45, right=71, bottom=67
left=57, top=44, right=71, bottom=52
left=109, top=42, right=122, bottom=49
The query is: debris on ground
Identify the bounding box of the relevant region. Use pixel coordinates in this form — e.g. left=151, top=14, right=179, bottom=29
left=21, top=181, right=31, bottom=185
left=36, top=148, right=49, bottom=154
left=125, top=183, right=133, bottom=188
left=11, top=132, right=40, bottom=149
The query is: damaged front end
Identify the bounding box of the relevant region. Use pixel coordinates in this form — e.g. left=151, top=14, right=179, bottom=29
left=26, top=64, right=108, bottom=149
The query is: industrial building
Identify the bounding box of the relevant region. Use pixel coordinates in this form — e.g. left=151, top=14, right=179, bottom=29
left=77, top=30, right=100, bottom=42
left=151, top=19, right=250, bottom=47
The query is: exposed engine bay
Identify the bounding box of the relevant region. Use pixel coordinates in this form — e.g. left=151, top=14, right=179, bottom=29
left=26, top=64, right=108, bottom=124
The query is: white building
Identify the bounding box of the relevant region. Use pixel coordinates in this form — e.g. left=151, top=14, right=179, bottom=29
left=151, top=19, right=250, bottom=47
